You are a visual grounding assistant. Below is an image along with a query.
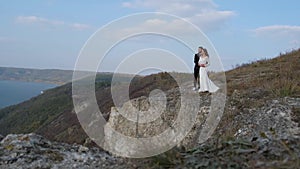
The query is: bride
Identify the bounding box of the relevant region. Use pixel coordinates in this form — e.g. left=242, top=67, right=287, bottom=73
left=198, top=47, right=219, bottom=93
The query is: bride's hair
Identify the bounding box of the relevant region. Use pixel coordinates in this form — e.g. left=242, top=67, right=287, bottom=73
left=203, top=48, right=209, bottom=57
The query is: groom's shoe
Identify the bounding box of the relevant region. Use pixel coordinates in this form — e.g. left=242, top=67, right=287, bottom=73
left=198, top=90, right=209, bottom=93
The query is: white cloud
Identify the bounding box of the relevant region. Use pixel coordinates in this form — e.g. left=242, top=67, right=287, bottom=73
left=16, top=16, right=64, bottom=25
left=253, top=25, right=300, bottom=37
left=16, top=16, right=45, bottom=23
left=253, top=25, right=300, bottom=51
left=16, top=15, right=91, bottom=31
left=122, top=0, right=235, bottom=32
left=117, top=18, right=196, bottom=37
left=122, top=2, right=134, bottom=8
left=70, top=23, right=91, bottom=30
left=187, top=10, right=235, bottom=31
left=122, top=0, right=216, bottom=13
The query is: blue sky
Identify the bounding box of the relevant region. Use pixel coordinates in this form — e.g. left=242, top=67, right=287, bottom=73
left=0, top=0, right=299, bottom=71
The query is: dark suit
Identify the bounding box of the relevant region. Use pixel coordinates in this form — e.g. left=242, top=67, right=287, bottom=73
left=193, top=53, right=200, bottom=88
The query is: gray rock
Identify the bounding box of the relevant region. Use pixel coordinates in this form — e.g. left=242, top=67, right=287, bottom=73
left=0, top=87, right=298, bottom=168
left=103, top=83, right=226, bottom=156
left=283, top=97, right=300, bottom=108
left=78, top=145, right=89, bottom=153
left=234, top=99, right=300, bottom=139
left=0, top=133, right=132, bottom=169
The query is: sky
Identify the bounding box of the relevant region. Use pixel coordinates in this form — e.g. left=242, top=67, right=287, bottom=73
left=0, top=0, right=299, bottom=72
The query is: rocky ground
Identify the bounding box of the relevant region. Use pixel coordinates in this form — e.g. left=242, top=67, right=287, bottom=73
left=0, top=133, right=133, bottom=169
left=144, top=89, right=300, bottom=168
left=0, top=86, right=299, bottom=168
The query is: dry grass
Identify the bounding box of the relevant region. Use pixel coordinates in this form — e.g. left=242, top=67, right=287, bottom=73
left=215, top=49, right=300, bottom=145
left=226, top=49, right=300, bottom=97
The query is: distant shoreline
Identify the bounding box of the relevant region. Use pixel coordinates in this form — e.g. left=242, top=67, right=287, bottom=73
left=0, top=67, right=73, bottom=85
left=0, top=78, right=66, bottom=85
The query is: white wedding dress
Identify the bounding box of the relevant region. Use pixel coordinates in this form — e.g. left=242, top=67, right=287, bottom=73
left=198, top=56, right=219, bottom=93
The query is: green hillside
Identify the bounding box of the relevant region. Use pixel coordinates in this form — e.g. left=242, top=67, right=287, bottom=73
left=0, top=72, right=190, bottom=143
left=0, top=49, right=299, bottom=145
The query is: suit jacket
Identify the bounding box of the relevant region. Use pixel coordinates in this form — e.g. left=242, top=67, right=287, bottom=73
left=194, top=53, right=200, bottom=68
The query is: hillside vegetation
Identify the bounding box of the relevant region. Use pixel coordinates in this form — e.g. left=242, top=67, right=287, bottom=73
left=0, top=49, right=299, bottom=168
left=133, top=49, right=300, bottom=168
left=226, top=49, right=300, bottom=97
left=0, top=72, right=190, bottom=143
left=0, top=50, right=299, bottom=143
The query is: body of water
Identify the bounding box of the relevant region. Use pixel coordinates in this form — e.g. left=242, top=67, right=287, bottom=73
left=0, top=80, right=57, bottom=109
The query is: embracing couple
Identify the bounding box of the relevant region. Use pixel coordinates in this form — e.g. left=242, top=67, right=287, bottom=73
left=193, top=46, right=219, bottom=93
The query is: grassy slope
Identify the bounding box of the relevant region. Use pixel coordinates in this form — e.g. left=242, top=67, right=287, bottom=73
left=0, top=72, right=191, bottom=144
left=226, top=49, right=300, bottom=97
left=218, top=49, right=300, bottom=140
left=0, top=83, right=73, bottom=135
left=139, top=49, right=300, bottom=169
left=0, top=49, right=298, bottom=145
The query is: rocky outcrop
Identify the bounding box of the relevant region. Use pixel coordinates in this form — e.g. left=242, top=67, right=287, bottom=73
left=103, top=86, right=300, bottom=161
left=143, top=89, right=300, bottom=168
left=103, top=84, right=226, bottom=157
left=104, top=88, right=184, bottom=157
left=0, top=133, right=131, bottom=169
left=0, top=91, right=299, bottom=168
left=234, top=99, right=300, bottom=139
left=230, top=90, right=300, bottom=139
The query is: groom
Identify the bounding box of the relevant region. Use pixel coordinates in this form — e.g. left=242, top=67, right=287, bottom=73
left=193, top=46, right=203, bottom=90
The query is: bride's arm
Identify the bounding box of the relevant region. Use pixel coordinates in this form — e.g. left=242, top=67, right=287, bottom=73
left=205, top=57, right=210, bottom=67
